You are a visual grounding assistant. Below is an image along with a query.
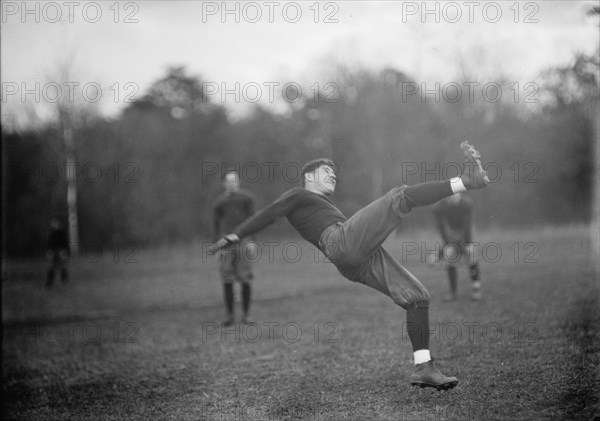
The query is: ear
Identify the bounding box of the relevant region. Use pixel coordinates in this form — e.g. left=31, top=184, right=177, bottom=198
left=305, top=171, right=315, bottom=184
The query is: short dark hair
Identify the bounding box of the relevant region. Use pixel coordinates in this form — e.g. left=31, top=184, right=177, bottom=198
left=301, top=158, right=337, bottom=186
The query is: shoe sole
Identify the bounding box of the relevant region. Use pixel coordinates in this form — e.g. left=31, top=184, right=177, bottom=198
left=460, top=141, right=490, bottom=185
left=411, top=379, right=459, bottom=391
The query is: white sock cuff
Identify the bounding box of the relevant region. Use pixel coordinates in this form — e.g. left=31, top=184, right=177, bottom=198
left=413, top=349, right=431, bottom=365
left=450, top=177, right=467, bottom=193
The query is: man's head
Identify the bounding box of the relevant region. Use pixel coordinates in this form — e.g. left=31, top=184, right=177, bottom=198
left=301, top=158, right=338, bottom=196
left=222, top=170, right=240, bottom=193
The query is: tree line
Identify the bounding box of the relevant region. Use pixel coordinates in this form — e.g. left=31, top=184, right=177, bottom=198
left=3, top=54, right=597, bottom=257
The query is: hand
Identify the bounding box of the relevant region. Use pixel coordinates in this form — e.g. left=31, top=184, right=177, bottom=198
left=426, top=252, right=439, bottom=267
left=206, top=234, right=240, bottom=255
left=206, top=243, right=221, bottom=255
left=443, top=244, right=460, bottom=262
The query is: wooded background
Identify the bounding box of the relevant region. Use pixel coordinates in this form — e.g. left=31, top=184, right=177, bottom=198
left=3, top=51, right=598, bottom=256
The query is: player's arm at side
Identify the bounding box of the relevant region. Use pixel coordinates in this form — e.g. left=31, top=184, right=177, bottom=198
left=60, top=230, right=70, bottom=256
left=242, top=190, right=258, bottom=241
left=211, top=197, right=224, bottom=242
left=464, top=200, right=474, bottom=244
left=207, top=189, right=300, bottom=254
left=432, top=204, right=451, bottom=245
left=244, top=190, right=256, bottom=217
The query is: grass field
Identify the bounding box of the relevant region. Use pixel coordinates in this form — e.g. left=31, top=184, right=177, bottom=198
left=3, top=225, right=599, bottom=420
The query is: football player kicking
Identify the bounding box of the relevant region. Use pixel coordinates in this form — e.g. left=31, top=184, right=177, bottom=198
left=208, top=142, right=490, bottom=390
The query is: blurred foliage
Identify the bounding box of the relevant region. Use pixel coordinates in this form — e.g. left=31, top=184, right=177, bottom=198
left=3, top=51, right=598, bottom=256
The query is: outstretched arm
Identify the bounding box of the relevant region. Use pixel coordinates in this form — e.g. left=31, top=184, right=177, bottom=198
left=207, top=189, right=300, bottom=254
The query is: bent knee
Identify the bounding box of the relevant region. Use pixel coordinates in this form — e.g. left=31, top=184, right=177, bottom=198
left=413, top=287, right=431, bottom=307
left=391, top=283, right=430, bottom=309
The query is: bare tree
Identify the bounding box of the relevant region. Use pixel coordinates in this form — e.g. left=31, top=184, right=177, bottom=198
left=43, top=52, right=100, bottom=255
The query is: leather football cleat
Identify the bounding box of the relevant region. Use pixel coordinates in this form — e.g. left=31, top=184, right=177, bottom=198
left=410, top=360, right=459, bottom=391
left=460, top=141, right=490, bottom=189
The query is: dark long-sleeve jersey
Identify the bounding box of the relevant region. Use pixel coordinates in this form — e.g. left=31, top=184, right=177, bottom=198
left=212, top=189, right=256, bottom=240
left=232, top=187, right=347, bottom=248
left=48, top=227, right=69, bottom=251
left=432, top=195, right=473, bottom=243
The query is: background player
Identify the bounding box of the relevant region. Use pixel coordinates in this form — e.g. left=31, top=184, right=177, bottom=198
left=212, top=170, right=257, bottom=325
left=208, top=142, right=490, bottom=390
left=433, top=192, right=482, bottom=301
left=46, top=216, right=70, bottom=288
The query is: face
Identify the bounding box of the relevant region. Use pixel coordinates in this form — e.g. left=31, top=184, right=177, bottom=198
left=223, top=172, right=240, bottom=193
left=307, top=165, right=337, bottom=195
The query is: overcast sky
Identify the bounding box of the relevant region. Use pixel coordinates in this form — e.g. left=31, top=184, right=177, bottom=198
left=2, top=1, right=598, bottom=126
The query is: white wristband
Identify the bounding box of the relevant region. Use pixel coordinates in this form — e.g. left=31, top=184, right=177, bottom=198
left=450, top=177, right=467, bottom=193
left=224, top=233, right=240, bottom=243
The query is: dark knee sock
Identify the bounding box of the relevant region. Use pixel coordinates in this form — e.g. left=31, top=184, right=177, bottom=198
left=404, top=181, right=453, bottom=208
left=224, top=283, right=234, bottom=316
left=448, top=266, right=458, bottom=294
left=242, top=282, right=251, bottom=315
left=406, top=304, right=430, bottom=351
left=469, top=263, right=480, bottom=281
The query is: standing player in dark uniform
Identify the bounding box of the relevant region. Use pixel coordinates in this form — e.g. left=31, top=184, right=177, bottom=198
left=433, top=193, right=482, bottom=301
left=46, top=216, right=70, bottom=288
left=212, top=170, right=257, bottom=326
left=208, top=142, right=490, bottom=390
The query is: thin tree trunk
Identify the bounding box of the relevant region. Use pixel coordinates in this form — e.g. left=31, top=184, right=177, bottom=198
left=63, top=123, right=79, bottom=255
